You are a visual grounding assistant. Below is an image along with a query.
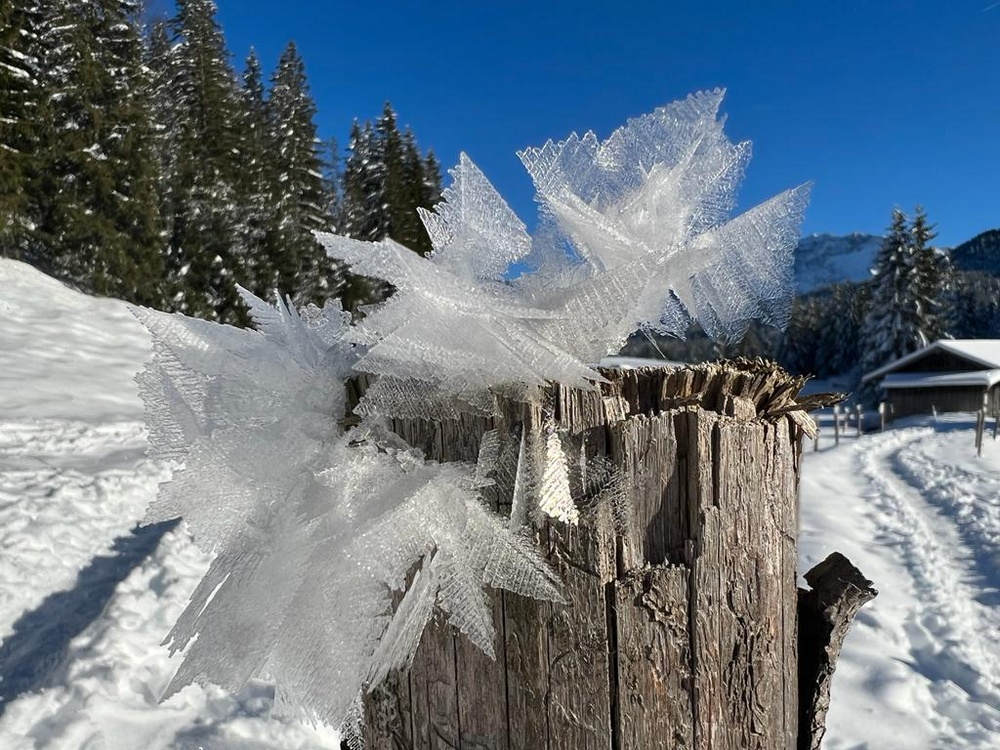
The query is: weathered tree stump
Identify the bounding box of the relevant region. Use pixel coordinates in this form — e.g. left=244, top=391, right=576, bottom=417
left=351, top=362, right=872, bottom=749
left=797, top=553, right=878, bottom=750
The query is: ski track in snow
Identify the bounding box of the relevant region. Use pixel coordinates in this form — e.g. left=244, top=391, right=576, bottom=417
left=859, top=430, right=1000, bottom=738
left=801, top=418, right=1000, bottom=749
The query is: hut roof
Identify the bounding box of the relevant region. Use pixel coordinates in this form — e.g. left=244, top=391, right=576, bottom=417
left=862, top=340, right=1000, bottom=384
left=880, top=369, right=1000, bottom=390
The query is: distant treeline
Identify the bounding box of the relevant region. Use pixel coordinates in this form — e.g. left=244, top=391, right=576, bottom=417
left=624, top=212, right=1000, bottom=401
left=0, top=0, right=441, bottom=322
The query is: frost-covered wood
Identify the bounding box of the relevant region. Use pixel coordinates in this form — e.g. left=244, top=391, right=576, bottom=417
left=353, top=361, right=867, bottom=750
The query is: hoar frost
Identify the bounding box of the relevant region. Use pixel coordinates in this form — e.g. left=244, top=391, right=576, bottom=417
left=134, top=89, right=808, bottom=739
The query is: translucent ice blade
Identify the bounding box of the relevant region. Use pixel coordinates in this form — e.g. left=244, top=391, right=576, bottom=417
left=366, top=562, right=439, bottom=688
left=538, top=428, right=578, bottom=525
left=417, top=152, right=532, bottom=281
left=519, top=90, right=808, bottom=348
left=518, top=89, right=730, bottom=211
left=681, top=184, right=812, bottom=340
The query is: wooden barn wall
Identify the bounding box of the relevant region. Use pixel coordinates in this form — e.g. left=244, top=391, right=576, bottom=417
left=887, top=385, right=996, bottom=418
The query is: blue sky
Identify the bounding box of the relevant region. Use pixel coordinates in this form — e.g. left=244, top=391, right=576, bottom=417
left=164, top=1, right=999, bottom=248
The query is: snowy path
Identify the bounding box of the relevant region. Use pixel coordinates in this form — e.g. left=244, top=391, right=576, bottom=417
left=801, top=419, right=1000, bottom=749
left=0, top=419, right=166, bottom=642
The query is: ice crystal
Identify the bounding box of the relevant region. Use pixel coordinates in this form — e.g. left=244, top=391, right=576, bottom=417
left=133, top=291, right=563, bottom=733
left=319, top=90, right=809, bottom=417
left=538, top=427, right=578, bottom=525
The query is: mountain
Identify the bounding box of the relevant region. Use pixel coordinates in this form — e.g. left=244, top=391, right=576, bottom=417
left=949, top=229, right=1000, bottom=275
left=793, top=232, right=883, bottom=294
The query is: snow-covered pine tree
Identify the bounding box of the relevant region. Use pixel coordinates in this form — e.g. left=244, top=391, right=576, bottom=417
left=401, top=127, right=440, bottom=256
left=859, top=207, right=948, bottom=388
left=860, top=209, right=913, bottom=379
left=339, top=105, right=443, bottom=308
left=264, top=42, right=337, bottom=306
left=144, top=19, right=178, bottom=205
left=24, top=0, right=164, bottom=305
left=88, top=0, right=165, bottom=306
left=910, top=205, right=950, bottom=343
left=160, top=0, right=247, bottom=323
left=421, top=148, right=444, bottom=222
left=234, top=49, right=275, bottom=296
left=341, top=120, right=382, bottom=243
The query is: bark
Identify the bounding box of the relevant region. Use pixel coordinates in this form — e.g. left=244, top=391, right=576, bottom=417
left=346, top=361, right=865, bottom=750
left=797, top=553, right=878, bottom=750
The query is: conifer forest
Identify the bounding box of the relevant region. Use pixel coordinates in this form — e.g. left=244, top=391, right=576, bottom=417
left=1, top=0, right=995, bottom=397
left=0, top=0, right=442, bottom=323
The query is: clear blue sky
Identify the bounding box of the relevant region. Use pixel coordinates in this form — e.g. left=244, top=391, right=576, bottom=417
left=160, top=0, right=999, bottom=248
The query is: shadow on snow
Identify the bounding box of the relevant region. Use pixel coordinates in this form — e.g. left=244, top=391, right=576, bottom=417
left=0, top=519, right=179, bottom=714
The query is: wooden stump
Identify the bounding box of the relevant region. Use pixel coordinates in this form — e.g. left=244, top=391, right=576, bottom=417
left=351, top=361, right=872, bottom=749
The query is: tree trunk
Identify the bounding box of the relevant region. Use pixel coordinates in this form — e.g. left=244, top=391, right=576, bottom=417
left=350, top=362, right=873, bottom=749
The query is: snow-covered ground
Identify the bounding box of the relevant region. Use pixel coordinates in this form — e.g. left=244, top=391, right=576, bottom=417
left=1, top=257, right=998, bottom=748
left=0, top=260, right=339, bottom=749
left=801, top=414, right=1000, bottom=748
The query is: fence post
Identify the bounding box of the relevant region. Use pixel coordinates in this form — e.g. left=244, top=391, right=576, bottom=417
left=832, top=405, right=840, bottom=446
left=855, top=404, right=863, bottom=438
left=976, top=408, right=985, bottom=457
left=878, top=402, right=886, bottom=432
left=354, top=363, right=875, bottom=750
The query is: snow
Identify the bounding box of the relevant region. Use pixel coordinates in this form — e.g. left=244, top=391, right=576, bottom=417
left=1, top=256, right=998, bottom=748
left=794, top=232, right=883, bottom=293
left=0, top=260, right=339, bottom=748
left=801, top=412, right=1000, bottom=748
left=881, top=369, right=1000, bottom=389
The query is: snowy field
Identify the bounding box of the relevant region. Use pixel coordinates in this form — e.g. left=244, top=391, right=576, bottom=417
left=1, top=257, right=998, bottom=748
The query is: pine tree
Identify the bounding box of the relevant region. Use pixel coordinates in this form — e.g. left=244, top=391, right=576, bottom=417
left=421, top=148, right=444, bottom=224
left=778, top=295, right=822, bottom=375
left=338, top=104, right=443, bottom=308
left=89, top=0, right=165, bottom=305
left=161, top=0, right=246, bottom=322
left=0, top=0, right=41, bottom=259
left=235, top=48, right=275, bottom=295
left=24, top=0, right=163, bottom=304
left=263, top=41, right=335, bottom=305
left=859, top=207, right=949, bottom=387
left=400, top=127, right=435, bottom=255
left=340, top=119, right=384, bottom=243
left=910, top=205, right=950, bottom=343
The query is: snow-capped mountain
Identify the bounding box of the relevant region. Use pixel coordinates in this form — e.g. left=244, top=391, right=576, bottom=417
left=950, top=229, right=1000, bottom=275
left=794, top=232, right=883, bottom=294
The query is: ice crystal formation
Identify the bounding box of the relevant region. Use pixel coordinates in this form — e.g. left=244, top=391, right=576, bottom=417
left=134, top=90, right=808, bottom=738
left=319, top=88, right=809, bottom=418
left=134, top=290, right=562, bottom=730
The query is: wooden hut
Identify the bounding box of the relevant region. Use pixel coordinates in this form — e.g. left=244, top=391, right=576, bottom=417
left=862, top=340, right=1000, bottom=419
